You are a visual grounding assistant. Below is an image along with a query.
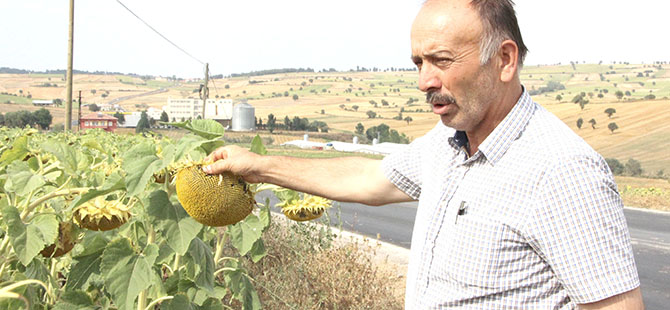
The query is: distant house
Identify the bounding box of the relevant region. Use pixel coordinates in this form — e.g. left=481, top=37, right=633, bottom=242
left=80, top=112, right=118, bottom=132
left=32, top=100, right=53, bottom=106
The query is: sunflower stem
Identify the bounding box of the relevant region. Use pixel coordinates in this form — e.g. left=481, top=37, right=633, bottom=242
left=21, top=186, right=90, bottom=221
left=213, top=227, right=228, bottom=265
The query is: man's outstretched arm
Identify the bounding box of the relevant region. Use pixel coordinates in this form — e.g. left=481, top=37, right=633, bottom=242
left=203, top=145, right=414, bottom=206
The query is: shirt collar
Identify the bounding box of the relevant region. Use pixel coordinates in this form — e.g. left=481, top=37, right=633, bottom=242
left=448, top=87, right=536, bottom=165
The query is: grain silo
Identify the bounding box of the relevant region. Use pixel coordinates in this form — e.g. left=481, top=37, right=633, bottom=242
left=231, top=102, right=255, bottom=131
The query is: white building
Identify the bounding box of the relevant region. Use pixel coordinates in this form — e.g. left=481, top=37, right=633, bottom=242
left=164, top=98, right=233, bottom=125
left=281, top=136, right=408, bottom=156
left=146, top=107, right=163, bottom=120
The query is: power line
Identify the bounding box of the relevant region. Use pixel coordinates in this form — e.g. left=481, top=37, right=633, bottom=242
left=115, top=0, right=205, bottom=66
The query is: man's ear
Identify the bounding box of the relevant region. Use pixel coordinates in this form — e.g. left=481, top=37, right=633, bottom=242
left=498, top=40, right=519, bottom=82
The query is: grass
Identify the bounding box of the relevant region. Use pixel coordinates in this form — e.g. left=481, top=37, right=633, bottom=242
left=221, top=214, right=404, bottom=309
left=0, top=93, right=32, bottom=104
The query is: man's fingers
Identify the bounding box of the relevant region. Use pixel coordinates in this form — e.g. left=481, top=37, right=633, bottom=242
left=203, top=159, right=228, bottom=175
left=205, top=147, right=230, bottom=162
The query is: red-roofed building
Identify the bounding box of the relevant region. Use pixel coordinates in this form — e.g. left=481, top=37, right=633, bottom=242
left=80, top=113, right=118, bottom=132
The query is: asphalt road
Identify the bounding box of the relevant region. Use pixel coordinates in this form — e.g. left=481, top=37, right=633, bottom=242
left=257, top=191, right=670, bottom=308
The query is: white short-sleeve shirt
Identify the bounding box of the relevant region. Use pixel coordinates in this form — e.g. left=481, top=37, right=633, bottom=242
left=382, top=90, right=639, bottom=309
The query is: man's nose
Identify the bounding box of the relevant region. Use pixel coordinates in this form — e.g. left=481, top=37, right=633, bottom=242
left=418, top=63, right=442, bottom=93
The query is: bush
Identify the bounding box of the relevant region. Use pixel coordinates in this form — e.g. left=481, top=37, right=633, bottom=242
left=606, top=158, right=624, bottom=175
left=625, top=159, right=643, bottom=176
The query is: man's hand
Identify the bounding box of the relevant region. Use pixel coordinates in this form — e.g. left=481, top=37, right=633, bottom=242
left=203, top=145, right=265, bottom=183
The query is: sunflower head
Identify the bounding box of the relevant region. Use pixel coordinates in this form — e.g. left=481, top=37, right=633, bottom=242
left=73, top=196, right=132, bottom=231
left=279, top=194, right=331, bottom=222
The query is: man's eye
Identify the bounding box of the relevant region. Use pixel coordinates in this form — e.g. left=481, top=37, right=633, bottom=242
left=436, top=59, right=452, bottom=66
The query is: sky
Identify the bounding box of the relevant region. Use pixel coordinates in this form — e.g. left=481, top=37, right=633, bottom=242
left=1, top=0, right=668, bottom=79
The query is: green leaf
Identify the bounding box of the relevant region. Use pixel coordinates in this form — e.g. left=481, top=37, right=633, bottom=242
left=0, top=135, right=29, bottom=168
left=25, top=258, right=50, bottom=283
left=223, top=265, right=261, bottom=310
left=101, top=239, right=159, bottom=310
left=273, top=188, right=300, bottom=207
left=200, top=297, right=225, bottom=310
left=66, top=253, right=102, bottom=291
left=81, top=138, right=106, bottom=154
left=147, top=190, right=202, bottom=256
left=168, top=119, right=225, bottom=140
left=229, top=214, right=264, bottom=256
left=259, top=199, right=271, bottom=232
left=248, top=239, right=266, bottom=263
left=2, top=205, right=59, bottom=266
left=199, top=140, right=225, bottom=156
left=71, top=172, right=126, bottom=209
left=183, top=238, right=215, bottom=293
left=4, top=161, right=45, bottom=196
left=43, top=141, right=90, bottom=176
left=53, top=290, right=95, bottom=310
left=249, top=135, right=267, bottom=155
left=122, top=142, right=163, bottom=197
left=162, top=294, right=196, bottom=310
left=73, top=231, right=109, bottom=257
left=66, top=232, right=108, bottom=290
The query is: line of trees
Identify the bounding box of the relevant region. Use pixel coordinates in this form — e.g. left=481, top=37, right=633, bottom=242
left=259, top=114, right=329, bottom=133
left=355, top=122, right=409, bottom=144
left=0, top=108, right=53, bottom=129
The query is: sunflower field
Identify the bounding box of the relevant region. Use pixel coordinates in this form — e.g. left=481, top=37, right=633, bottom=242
left=0, top=120, right=278, bottom=310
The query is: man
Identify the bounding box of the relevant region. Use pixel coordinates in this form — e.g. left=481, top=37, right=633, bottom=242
left=204, top=0, right=644, bottom=308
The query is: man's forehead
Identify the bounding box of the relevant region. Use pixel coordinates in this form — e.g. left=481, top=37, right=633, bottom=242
left=411, top=0, right=483, bottom=49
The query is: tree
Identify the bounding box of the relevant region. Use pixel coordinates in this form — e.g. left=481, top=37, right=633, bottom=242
left=352, top=105, right=359, bottom=111
left=604, top=108, right=616, bottom=118
left=160, top=111, right=169, bottom=123
left=607, top=122, right=619, bottom=134
left=284, top=116, right=291, bottom=130
left=113, top=112, right=126, bottom=125
left=136, top=111, right=150, bottom=133
left=0, top=113, right=4, bottom=126
left=91, top=89, right=97, bottom=94
left=404, top=116, right=413, bottom=125
left=605, top=158, right=624, bottom=175
left=88, top=104, right=100, bottom=112
left=578, top=98, right=589, bottom=110
left=267, top=113, right=276, bottom=133
left=292, top=94, right=299, bottom=101
left=33, top=108, right=52, bottom=130
left=624, top=159, right=643, bottom=176
left=614, top=90, right=624, bottom=100
left=576, top=117, right=583, bottom=129
left=588, top=118, right=597, bottom=129
left=355, top=123, right=364, bottom=135
left=366, top=110, right=377, bottom=119
left=555, top=94, right=562, bottom=102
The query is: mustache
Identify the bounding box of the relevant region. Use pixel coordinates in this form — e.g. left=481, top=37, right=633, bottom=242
left=426, top=91, right=457, bottom=105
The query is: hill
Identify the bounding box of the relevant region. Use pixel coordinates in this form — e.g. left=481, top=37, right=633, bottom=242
left=1, top=63, right=669, bottom=175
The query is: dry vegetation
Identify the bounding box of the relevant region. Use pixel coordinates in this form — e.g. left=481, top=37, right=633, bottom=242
left=220, top=218, right=404, bottom=309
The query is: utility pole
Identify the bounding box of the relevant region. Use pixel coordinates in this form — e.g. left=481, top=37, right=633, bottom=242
left=200, top=63, right=209, bottom=119
left=78, top=90, right=82, bottom=131
left=65, top=0, right=75, bottom=131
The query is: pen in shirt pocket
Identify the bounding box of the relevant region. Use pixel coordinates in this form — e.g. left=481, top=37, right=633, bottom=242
left=455, top=201, right=468, bottom=224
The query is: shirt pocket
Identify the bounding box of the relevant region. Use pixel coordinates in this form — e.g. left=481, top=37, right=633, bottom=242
left=434, top=205, right=506, bottom=290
